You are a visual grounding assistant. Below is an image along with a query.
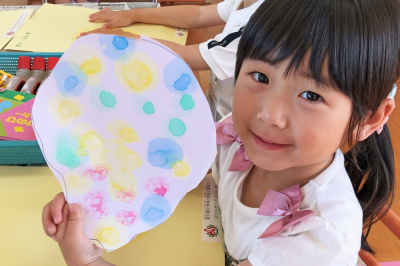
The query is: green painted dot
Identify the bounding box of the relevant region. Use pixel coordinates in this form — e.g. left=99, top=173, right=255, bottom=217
left=143, top=102, right=155, bottom=115
left=56, top=150, right=80, bottom=170
left=180, top=95, right=195, bottom=110
left=99, top=91, right=116, bottom=108
left=169, top=118, right=186, bottom=136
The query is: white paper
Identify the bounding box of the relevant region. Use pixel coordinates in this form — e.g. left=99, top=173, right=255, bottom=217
left=32, top=34, right=216, bottom=251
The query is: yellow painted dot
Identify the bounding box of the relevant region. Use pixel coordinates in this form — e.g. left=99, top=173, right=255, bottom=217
left=80, top=56, right=101, bottom=75
left=120, top=127, right=139, bottom=143
left=122, top=60, right=152, bottom=90
left=75, top=145, right=89, bottom=157
left=99, top=227, right=120, bottom=246
left=59, top=102, right=79, bottom=118
left=126, top=152, right=142, bottom=172
left=172, top=161, right=189, bottom=177
left=80, top=131, right=102, bottom=149
left=69, top=175, right=86, bottom=188
left=108, top=168, right=136, bottom=190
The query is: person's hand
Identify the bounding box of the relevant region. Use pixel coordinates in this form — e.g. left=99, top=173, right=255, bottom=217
left=42, top=192, right=67, bottom=241
left=89, top=8, right=134, bottom=29
left=79, top=28, right=139, bottom=39
left=56, top=203, right=105, bottom=266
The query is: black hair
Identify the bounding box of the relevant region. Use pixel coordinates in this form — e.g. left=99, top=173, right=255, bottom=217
left=235, top=0, right=400, bottom=252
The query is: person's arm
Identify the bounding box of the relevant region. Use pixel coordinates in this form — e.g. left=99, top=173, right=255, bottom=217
left=131, top=4, right=225, bottom=29
left=89, top=5, right=225, bottom=30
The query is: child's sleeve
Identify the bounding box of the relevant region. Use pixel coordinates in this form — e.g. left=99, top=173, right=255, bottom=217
left=199, top=29, right=242, bottom=81
left=199, top=0, right=242, bottom=80
left=217, top=0, right=237, bottom=22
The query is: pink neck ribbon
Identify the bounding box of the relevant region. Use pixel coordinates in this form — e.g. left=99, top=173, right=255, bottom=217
left=257, top=184, right=315, bottom=238
left=215, top=117, right=315, bottom=238
left=215, top=116, right=252, bottom=171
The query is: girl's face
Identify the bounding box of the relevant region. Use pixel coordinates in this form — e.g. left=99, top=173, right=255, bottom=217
left=232, top=58, right=353, bottom=172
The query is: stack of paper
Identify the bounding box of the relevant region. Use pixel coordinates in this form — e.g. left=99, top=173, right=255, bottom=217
left=5, top=4, right=187, bottom=52
left=0, top=9, right=33, bottom=50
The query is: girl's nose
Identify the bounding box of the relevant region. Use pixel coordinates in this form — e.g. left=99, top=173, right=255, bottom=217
left=256, top=91, right=289, bottom=129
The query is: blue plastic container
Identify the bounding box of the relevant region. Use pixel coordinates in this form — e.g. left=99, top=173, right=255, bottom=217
left=0, top=52, right=63, bottom=165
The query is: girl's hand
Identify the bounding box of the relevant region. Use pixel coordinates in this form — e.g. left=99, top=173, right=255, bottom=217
left=56, top=203, right=107, bottom=266
left=42, top=192, right=67, bottom=241
left=79, top=28, right=139, bottom=39
left=89, top=8, right=134, bottom=29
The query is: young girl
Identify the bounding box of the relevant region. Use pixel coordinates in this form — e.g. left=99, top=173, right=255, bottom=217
left=42, top=0, right=399, bottom=265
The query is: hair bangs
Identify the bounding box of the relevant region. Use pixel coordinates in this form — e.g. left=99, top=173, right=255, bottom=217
left=236, top=0, right=400, bottom=113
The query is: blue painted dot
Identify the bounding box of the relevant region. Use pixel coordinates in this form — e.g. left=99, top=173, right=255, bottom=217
left=147, top=138, right=183, bottom=169
left=140, top=195, right=171, bottom=227
left=98, top=35, right=135, bottom=61
left=64, top=76, right=79, bottom=91
left=112, top=36, right=129, bottom=50
left=144, top=207, right=164, bottom=221
left=164, top=58, right=197, bottom=95
left=174, top=74, right=191, bottom=91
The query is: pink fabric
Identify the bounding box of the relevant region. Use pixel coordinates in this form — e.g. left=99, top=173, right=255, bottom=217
left=215, top=116, right=252, bottom=171
left=257, top=184, right=315, bottom=238
left=380, top=262, right=400, bottom=266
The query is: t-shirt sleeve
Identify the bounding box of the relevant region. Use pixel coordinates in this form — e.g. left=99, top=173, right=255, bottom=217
left=247, top=203, right=362, bottom=266
left=217, top=0, right=237, bottom=22
left=199, top=31, right=241, bottom=80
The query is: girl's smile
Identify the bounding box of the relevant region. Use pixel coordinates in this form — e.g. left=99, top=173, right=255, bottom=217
left=232, top=56, right=353, bottom=178
left=251, top=131, right=292, bottom=151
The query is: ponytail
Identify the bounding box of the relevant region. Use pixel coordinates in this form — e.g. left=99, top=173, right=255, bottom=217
left=344, top=124, right=395, bottom=253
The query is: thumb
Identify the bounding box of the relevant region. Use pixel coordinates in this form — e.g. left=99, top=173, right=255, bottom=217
left=102, top=20, right=120, bottom=29
left=56, top=203, right=85, bottom=241
left=65, top=204, right=86, bottom=239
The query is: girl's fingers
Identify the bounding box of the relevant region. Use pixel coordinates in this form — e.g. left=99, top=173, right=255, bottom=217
left=56, top=204, right=86, bottom=243
left=102, top=20, right=122, bottom=29
left=55, top=203, right=69, bottom=241
left=89, top=8, right=112, bottom=22
left=64, top=204, right=86, bottom=240
left=50, top=192, right=67, bottom=225
left=42, top=202, right=56, bottom=237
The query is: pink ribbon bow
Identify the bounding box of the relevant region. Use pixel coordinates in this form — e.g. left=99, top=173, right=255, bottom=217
left=215, top=116, right=252, bottom=171
left=257, top=184, right=315, bottom=238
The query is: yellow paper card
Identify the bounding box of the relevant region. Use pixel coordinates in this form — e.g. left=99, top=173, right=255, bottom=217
left=0, top=9, right=34, bottom=50
left=5, top=4, right=187, bottom=52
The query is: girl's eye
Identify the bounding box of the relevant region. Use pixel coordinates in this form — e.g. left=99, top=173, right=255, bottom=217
left=252, top=72, right=269, bottom=84
left=300, top=91, right=322, bottom=102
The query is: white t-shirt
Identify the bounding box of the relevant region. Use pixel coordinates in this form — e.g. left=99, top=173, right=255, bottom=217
left=200, top=0, right=264, bottom=120
left=212, top=116, right=363, bottom=266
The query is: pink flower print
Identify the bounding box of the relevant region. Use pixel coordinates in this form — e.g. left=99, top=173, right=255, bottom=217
left=116, top=190, right=136, bottom=203
left=83, top=190, right=109, bottom=219
left=83, top=165, right=108, bottom=181
left=115, top=210, right=138, bottom=226
left=144, top=177, right=170, bottom=197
